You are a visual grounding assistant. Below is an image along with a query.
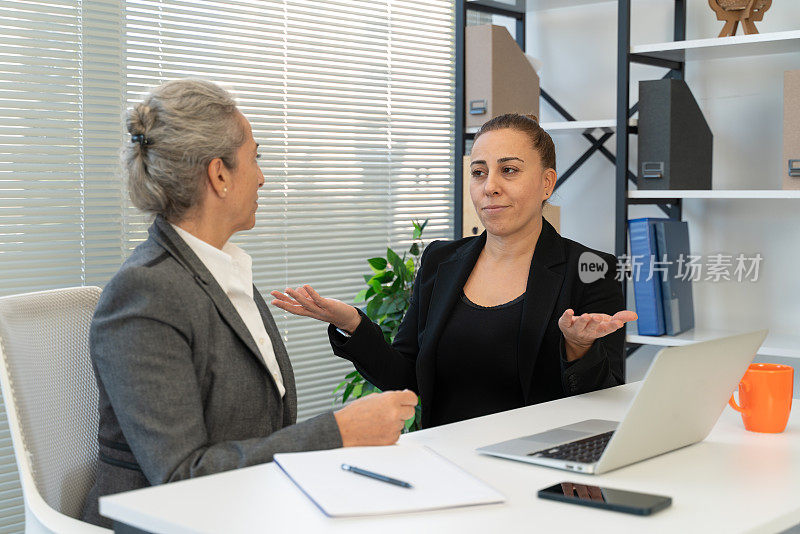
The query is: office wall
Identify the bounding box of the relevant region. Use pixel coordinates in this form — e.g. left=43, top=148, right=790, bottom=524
left=524, top=0, right=800, bottom=394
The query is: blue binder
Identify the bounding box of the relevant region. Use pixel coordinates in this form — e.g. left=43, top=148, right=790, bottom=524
left=654, top=220, right=695, bottom=335
left=628, top=218, right=668, bottom=336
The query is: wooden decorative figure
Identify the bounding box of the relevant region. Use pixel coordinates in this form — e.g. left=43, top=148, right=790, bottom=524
left=708, top=0, right=772, bottom=37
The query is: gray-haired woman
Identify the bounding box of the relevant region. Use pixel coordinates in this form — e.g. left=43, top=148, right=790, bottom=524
left=81, top=79, right=416, bottom=527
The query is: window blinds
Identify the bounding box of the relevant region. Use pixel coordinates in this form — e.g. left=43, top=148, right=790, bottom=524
left=0, top=1, right=123, bottom=530
left=0, top=0, right=454, bottom=532
left=124, top=0, right=455, bottom=420
left=0, top=4, right=453, bottom=529
left=0, top=0, right=124, bottom=295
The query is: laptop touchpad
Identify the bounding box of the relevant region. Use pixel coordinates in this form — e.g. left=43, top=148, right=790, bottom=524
left=520, top=429, right=590, bottom=447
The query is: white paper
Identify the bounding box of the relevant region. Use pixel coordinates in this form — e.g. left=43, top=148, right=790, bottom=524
left=273, top=444, right=505, bottom=517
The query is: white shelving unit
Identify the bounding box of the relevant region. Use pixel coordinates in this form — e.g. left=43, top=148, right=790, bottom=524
left=627, top=327, right=800, bottom=360
left=632, top=30, right=800, bottom=62
left=628, top=189, right=800, bottom=199
left=466, top=119, right=637, bottom=135
left=541, top=119, right=614, bottom=131
left=467, top=0, right=614, bottom=12
left=625, top=18, right=800, bottom=361
left=468, top=3, right=800, bottom=361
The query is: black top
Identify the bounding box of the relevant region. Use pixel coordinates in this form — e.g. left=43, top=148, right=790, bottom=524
left=430, top=292, right=525, bottom=426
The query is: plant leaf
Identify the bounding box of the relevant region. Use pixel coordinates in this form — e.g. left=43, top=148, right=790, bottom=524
left=390, top=299, right=406, bottom=314
left=388, top=247, right=409, bottom=282
left=377, top=296, right=399, bottom=315
left=374, top=270, right=395, bottom=284
left=377, top=296, right=398, bottom=316
left=386, top=247, right=403, bottom=270
left=366, top=296, right=383, bottom=319
left=363, top=382, right=381, bottom=395
left=404, top=416, right=415, bottom=432
left=387, top=277, right=400, bottom=293
left=379, top=322, right=393, bottom=333
left=368, top=257, right=388, bottom=271
left=335, top=220, right=429, bottom=426
left=368, top=278, right=383, bottom=295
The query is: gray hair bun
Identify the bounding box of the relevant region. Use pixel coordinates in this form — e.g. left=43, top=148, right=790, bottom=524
left=124, top=79, right=246, bottom=222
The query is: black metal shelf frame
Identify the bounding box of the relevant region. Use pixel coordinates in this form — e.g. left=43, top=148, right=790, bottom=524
left=615, top=0, right=688, bottom=259
left=454, top=0, right=629, bottom=239
left=616, top=0, right=688, bottom=357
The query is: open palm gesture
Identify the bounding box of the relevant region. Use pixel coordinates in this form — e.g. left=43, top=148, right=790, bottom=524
left=558, top=309, right=638, bottom=360
left=270, top=284, right=362, bottom=333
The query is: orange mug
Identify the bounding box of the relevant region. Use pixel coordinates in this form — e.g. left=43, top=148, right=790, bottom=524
left=729, top=363, right=794, bottom=433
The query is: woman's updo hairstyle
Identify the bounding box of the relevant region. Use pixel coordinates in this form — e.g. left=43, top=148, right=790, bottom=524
left=124, top=79, right=246, bottom=222
left=473, top=113, right=556, bottom=171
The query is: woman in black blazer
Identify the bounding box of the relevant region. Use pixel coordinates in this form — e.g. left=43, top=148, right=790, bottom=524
left=272, top=114, right=637, bottom=428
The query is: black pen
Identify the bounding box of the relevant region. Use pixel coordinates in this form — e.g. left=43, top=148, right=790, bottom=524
left=341, top=463, right=413, bottom=489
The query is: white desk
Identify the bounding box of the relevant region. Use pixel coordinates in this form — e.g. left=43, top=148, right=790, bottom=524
left=101, top=383, right=800, bottom=533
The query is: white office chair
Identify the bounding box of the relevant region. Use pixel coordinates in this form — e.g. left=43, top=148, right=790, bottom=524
left=0, top=287, right=110, bottom=533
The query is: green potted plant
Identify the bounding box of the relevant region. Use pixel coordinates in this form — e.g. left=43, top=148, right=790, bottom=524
left=333, top=220, right=428, bottom=432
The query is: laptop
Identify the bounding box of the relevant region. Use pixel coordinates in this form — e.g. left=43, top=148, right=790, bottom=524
left=477, top=329, right=768, bottom=475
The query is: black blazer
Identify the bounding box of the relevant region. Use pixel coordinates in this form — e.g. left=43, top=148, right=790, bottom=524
left=328, top=219, right=625, bottom=428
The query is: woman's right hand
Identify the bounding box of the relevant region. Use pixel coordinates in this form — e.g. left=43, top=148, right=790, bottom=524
left=270, top=284, right=362, bottom=333
left=334, top=390, right=418, bottom=446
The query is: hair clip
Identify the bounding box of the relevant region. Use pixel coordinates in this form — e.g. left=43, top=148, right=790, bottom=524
left=131, top=134, right=150, bottom=147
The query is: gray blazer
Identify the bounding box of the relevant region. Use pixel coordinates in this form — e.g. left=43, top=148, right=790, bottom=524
left=82, top=215, right=342, bottom=528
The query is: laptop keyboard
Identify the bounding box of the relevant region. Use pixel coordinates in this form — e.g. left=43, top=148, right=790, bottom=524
left=527, top=430, right=615, bottom=464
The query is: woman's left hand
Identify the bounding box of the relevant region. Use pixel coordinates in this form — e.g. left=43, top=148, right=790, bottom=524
left=558, top=309, right=638, bottom=361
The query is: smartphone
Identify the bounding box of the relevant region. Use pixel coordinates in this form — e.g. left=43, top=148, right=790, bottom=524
left=537, top=482, right=672, bottom=516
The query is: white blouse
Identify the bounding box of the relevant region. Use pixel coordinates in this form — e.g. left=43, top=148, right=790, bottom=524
left=171, top=224, right=286, bottom=397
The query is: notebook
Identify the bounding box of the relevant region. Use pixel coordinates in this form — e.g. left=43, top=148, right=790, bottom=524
left=273, top=444, right=505, bottom=517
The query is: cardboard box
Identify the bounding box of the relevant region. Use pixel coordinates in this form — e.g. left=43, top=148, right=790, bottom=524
left=466, top=25, right=540, bottom=129
left=784, top=70, right=800, bottom=190
left=462, top=156, right=560, bottom=237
